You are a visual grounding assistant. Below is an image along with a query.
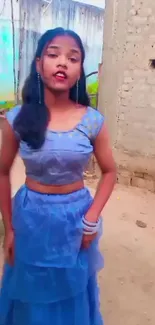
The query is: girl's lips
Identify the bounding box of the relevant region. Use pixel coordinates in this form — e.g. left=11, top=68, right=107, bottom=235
left=54, top=74, right=66, bottom=81
left=54, top=71, right=68, bottom=82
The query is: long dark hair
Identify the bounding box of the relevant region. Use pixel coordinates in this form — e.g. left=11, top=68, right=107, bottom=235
left=13, top=27, right=90, bottom=149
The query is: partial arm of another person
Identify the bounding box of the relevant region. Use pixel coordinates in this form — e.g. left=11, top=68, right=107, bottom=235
left=0, top=120, right=19, bottom=263
left=82, top=124, right=116, bottom=248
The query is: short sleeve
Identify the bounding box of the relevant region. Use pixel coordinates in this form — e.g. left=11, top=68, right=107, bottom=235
left=5, top=105, right=21, bottom=138
left=88, top=107, right=104, bottom=141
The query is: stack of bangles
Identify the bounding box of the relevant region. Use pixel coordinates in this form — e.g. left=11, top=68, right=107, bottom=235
left=82, top=216, right=101, bottom=235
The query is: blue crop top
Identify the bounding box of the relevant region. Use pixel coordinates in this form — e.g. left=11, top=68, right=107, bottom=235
left=6, top=106, right=104, bottom=185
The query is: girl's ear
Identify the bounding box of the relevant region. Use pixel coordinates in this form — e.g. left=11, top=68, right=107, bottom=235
left=36, top=57, right=41, bottom=74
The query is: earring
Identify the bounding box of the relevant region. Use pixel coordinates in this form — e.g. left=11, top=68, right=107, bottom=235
left=76, top=80, right=79, bottom=104
left=37, top=73, right=41, bottom=104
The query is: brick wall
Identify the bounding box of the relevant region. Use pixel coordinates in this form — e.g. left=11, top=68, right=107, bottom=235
left=98, top=0, right=155, bottom=192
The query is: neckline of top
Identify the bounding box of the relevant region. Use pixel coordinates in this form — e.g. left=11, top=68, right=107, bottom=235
left=47, top=106, right=91, bottom=134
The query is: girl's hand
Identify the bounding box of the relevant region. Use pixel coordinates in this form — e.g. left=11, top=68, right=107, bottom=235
left=81, top=232, right=97, bottom=249
left=3, top=229, right=14, bottom=265
left=81, top=212, right=100, bottom=249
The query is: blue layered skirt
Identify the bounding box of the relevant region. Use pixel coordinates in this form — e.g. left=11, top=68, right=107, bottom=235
left=0, top=186, right=104, bottom=325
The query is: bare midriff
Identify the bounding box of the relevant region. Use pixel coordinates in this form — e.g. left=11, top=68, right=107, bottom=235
left=25, top=177, right=84, bottom=194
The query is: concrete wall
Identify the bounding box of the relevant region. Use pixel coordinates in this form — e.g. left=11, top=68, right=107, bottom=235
left=99, top=0, right=155, bottom=191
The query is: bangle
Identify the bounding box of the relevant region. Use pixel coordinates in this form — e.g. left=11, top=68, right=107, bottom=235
left=82, top=216, right=101, bottom=235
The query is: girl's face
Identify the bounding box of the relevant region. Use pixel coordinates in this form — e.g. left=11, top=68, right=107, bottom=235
left=37, top=35, right=82, bottom=92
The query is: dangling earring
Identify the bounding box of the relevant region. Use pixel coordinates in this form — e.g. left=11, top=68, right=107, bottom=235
left=76, top=80, right=79, bottom=104
left=37, top=73, right=41, bottom=104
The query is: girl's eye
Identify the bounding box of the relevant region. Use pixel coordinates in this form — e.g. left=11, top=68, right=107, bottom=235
left=69, top=57, right=78, bottom=63
left=48, top=53, right=58, bottom=58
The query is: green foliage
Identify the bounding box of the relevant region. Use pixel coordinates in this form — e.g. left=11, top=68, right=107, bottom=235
left=0, top=101, right=16, bottom=110
left=0, top=81, right=99, bottom=111
left=87, top=81, right=98, bottom=108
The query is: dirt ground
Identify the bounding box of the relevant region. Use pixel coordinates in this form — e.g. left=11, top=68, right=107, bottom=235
left=1, top=155, right=155, bottom=325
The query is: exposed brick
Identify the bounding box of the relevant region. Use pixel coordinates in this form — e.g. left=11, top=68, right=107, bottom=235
left=121, top=98, right=132, bottom=106
left=138, top=78, right=147, bottom=84
left=120, top=91, right=131, bottom=99
left=150, top=102, right=155, bottom=108
left=134, top=84, right=150, bottom=91
left=99, top=0, right=155, bottom=187
left=128, top=26, right=135, bottom=33
left=117, top=174, right=131, bottom=186
left=124, top=70, right=132, bottom=77
left=131, top=0, right=135, bottom=6
left=132, top=16, right=148, bottom=25
left=129, top=9, right=137, bottom=16
left=131, top=177, right=155, bottom=192
left=134, top=70, right=150, bottom=77
left=119, top=170, right=132, bottom=178
left=136, top=27, right=142, bottom=34
left=122, top=84, right=130, bottom=91
left=143, top=173, right=154, bottom=181
left=118, top=113, right=125, bottom=121
left=138, top=8, right=152, bottom=17
left=147, top=78, right=155, bottom=85
left=149, top=17, right=155, bottom=24
left=124, top=77, right=133, bottom=83
left=127, top=35, right=143, bottom=42
left=134, top=172, right=144, bottom=178
left=149, top=35, right=155, bottom=41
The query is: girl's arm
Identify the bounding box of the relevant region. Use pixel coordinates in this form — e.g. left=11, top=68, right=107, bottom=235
left=85, top=124, right=116, bottom=222
left=0, top=120, right=19, bottom=233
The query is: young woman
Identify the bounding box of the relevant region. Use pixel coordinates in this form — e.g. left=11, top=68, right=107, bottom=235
left=0, top=28, right=116, bottom=325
